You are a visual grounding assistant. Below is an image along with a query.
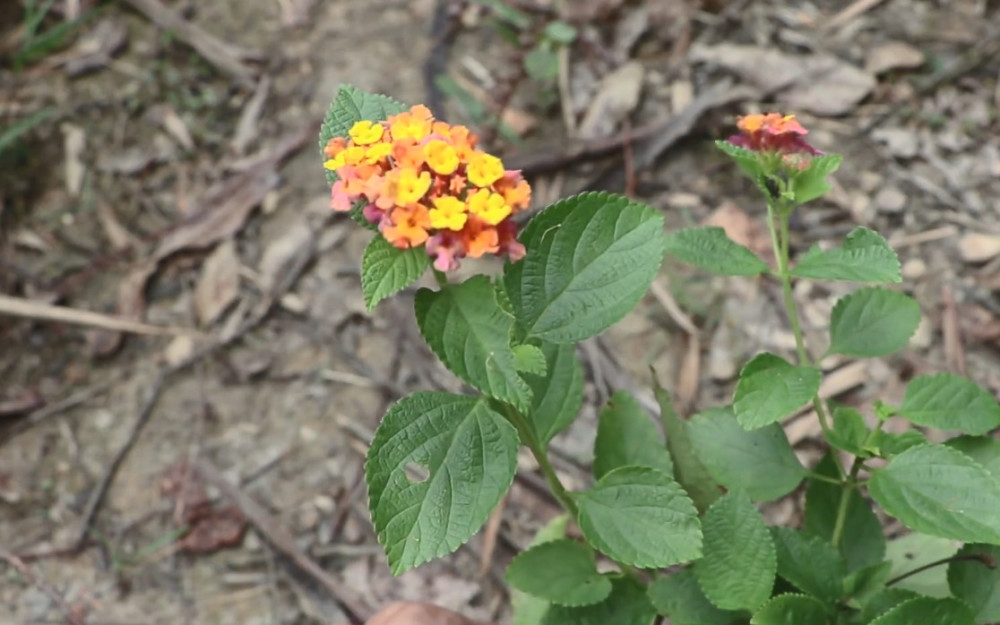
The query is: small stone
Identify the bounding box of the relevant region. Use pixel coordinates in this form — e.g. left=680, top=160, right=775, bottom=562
left=872, top=128, right=919, bottom=159
left=874, top=186, right=907, bottom=213
left=858, top=171, right=884, bottom=192
left=958, top=233, right=1000, bottom=263
left=865, top=41, right=925, bottom=75
left=901, top=258, right=926, bottom=279
left=279, top=292, right=307, bottom=313
left=313, top=494, right=336, bottom=514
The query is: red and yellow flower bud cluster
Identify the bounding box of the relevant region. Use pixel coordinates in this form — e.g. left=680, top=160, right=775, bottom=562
left=728, top=113, right=820, bottom=157
left=323, top=105, right=531, bottom=272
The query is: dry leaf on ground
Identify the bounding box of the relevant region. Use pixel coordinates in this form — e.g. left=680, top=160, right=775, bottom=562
left=865, top=41, right=925, bottom=75
left=195, top=239, right=241, bottom=326
left=577, top=61, right=645, bottom=139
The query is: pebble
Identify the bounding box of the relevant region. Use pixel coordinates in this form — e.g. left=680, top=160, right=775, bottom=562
left=872, top=128, right=919, bottom=159
left=958, top=233, right=1000, bottom=263
left=901, top=258, right=926, bottom=280
left=874, top=185, right=907, bottom=213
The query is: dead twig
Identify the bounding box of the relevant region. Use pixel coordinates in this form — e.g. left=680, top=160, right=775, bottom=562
left=942, top=285, right=966, bottom=376
left=0, top=294, right=203, bottom=337
left=195, top=459, right=368, bottom=624
left=0, top=548, right=87, bottom=625
left=1, top=381, right=113, bottom=443
left=121, top=0, right=260, bottom=86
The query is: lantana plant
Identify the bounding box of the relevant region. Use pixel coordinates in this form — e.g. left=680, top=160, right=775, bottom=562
left=319, top=87, right=1000, bottom=625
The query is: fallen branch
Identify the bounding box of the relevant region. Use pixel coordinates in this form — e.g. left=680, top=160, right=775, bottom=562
left=0, top=294, right=202, bottom=338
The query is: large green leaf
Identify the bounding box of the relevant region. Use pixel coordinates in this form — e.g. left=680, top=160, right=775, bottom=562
left=365, top=393, right=518, bottom=574
left=805, top=454, right=885, bottom=572
left=827, top=288, right=920, bottom=357
left=506, top=539, right=612, bottom=607
left=869, top=444, right=1000, bottom=544
left=715, top=140, right=768, bottom=196
left=318, top=85, right=406, bottom=184
left=868, top=597, right=975, bottom=625
left=415, top=276, right=532, bottom=412
left=361, top=237, right=430, bottom=309
left=948, top=543, right=1000, bottom=623
left=770, top=527, right=845, bottom=602
left=899, top=374, right=1000, bottom=435
left=695, top=492, right=776, bottom=612
left=827, top=405, right=871, bottom=457
left=593, top=391, right=672, bottom=480
left=859, top=588, right=920, bottom=623
left=653, top=379, right=723, bottom=513
left=504, top=193, right=663, bottom=343
left=733, top=353, right=821, bottom=429
left=790, top=227, right=900, bottom=283
left=541, top=576, right=656, bottom=625
left=687, top=406, right=805, bottom=501
left=574, top=467, right=702, bottom=569
left=664, top=226, right=770, bottom=276
left=647, top=568, right=742, bottom=625
left=946, top=435, right=1000, bottom=481
left=512, top=516, right=570, bottom=625
left=504, top=192, right=664, bottom=343
left=885, top=533, right=957, bottom=599
left=750, top=594, right=832, bottom=625
left=789, top=153, right=843, bottom=205
left=522, top=342, right=583, bottom=445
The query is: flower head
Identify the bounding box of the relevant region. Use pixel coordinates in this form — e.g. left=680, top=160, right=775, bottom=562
left=322, top=104, right=531, bottom=270
left=728, top=113, right=820, bottom=156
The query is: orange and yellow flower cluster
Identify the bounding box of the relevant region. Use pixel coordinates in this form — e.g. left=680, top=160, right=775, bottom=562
left=728, top=113, right=820, bottom=156
left=323, top=105, right=531, bottom=272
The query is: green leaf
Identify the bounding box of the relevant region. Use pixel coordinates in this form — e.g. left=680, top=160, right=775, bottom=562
left=843, top=561, right=893, bottom=604
left=791, top=227, right=901, bottom=283
left=771, top=527, right=845, bottom=602
left=523, top=342, right=583, bottom=445
left=948, top=543, right=1000, bottom=623
left=827, top=405, right=871, bottom=457
left=575, top=467, right=701, bottom=569
left=733, top=353, right=821, bottom=429
left=415, top=276, right=533, bottom=412
left=687, top=406, right=806, bottom=501
left=868, top=597, right=976, bottom=625
left=715, top=140, right=767, bottom=193
left=869, top=444, right=1000, bottom=544
left=827, top=288, right=921, bottom=357
left=318, top=85, right=407, bottom=185
left=946, top=435, right=1000, bottom=481
left=859, top=588, right=920, bottom=623
left=504, top=192, right=664, bottom=343
left=885, top=532, right=958, bottom=599
left=365, top=393, right=518, bottom=574
left=506, top=539, right=612, bottom=607
left=541, top=576, right=656, bottom=625
left=653, top=379, right=723, bottom=513
left=593, top=391, right=673, bottom=480
left=648, top=568, right=742, bottom=625
left=750, top=594, right=832, bottom=625
left=361, top=237, right=430, bottom=309
left=512, top=516, right=570, bottom=625
left=789, top=153, right=843, bottom=205
left=512, top=344, right=548, bottom=375
left=899, top=374, right=1000, bottom=435
left=805, top=454, right=885, bottom=572
left=664, top=226, right=770, bottom=276
left=524, top=46, right=560, bottom=80
left=543, top=20, right=578, bottom=44
left=695, top=492, right=776, bottom=611
left=872, top=429, right=928, bottom=458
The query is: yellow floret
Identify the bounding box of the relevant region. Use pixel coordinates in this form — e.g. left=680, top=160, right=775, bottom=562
left=429, top=196, right=468, bottom=231
left=396, top=168, right=432, bottom=205
left=364, top=142, right=392, bottom=164
left=467, top=152, right=505, bottom=187
left=349, top=120, right=384, bottom=145
left=423, top=140, right=459, bottom=175
left=466, top=189, right=511, bottom=226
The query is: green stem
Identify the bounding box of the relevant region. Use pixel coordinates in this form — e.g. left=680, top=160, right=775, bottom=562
left=831, top=423, right=884, bottom=546
left=504, top=407, right=578, bottom=517
left=433, top=269, right=448, bottom=287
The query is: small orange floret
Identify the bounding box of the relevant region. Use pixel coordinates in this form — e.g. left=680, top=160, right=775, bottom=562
left=323, top=103, right=532, bottom=270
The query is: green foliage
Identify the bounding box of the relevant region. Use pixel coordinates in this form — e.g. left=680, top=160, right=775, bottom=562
left=790, top=227, right=901, bottom=283
left=687, top=406, right=806, bottom=501
left=653, top=379, right=723, bottom=513
left=361, top=237, right=430, bottom=309
left=0, top=108, right=56, bottom=156
left=948, top=543, right=1000, bottom=623
left=664, top=227, right=770, bottom=276
left=885, top=533, right=957, bottom=598
left=593, top=391, right=673, bottom=480
left=506, top=539, right=612, bottom=607
left=512, top=516, right=570, bottom=625
left=505, top=192, right=664, bottom=343
left=574, top=467, right=702, bottom=569
left=318, top=85, right=406, bottom=185
left=869, top=444, right=1000, bottom=544
left=789, top=154, right=843, bottom=205
left=871, top=429, right=928, bottom=458
left=714, top=140, right=768, bottom=195
left=827, top=406, right=871, bottom=457
left=512, top=344, right=548, bottom=375
left=733, top=353, right=821, bottom=429
left=827, top=288, right=921, bottom=357
left=415, top=276, right=533, bottom=413
left=648, top=568, right=742, bottom=625
left=805, top=455, right=886, bottom=572
left=946, top=435, right=1000, bottom=480
left=522, top=342, right=583, bottom=445
left=695, top=492, right=776, bottom=611
left=750, top=594, right=832, bottom=625
left=867, top=597, right=976, bottom=625
left=859, top=588, right=920, bottom=623
left=899, top=374, right=1000, bottom=435
left=365, top=393, right=519, bottom=574
left=770, top=527, right=845, bottom=602
left=842, top=561, right=893, bottom=604
left=541, top=577, right=656, bottom=625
